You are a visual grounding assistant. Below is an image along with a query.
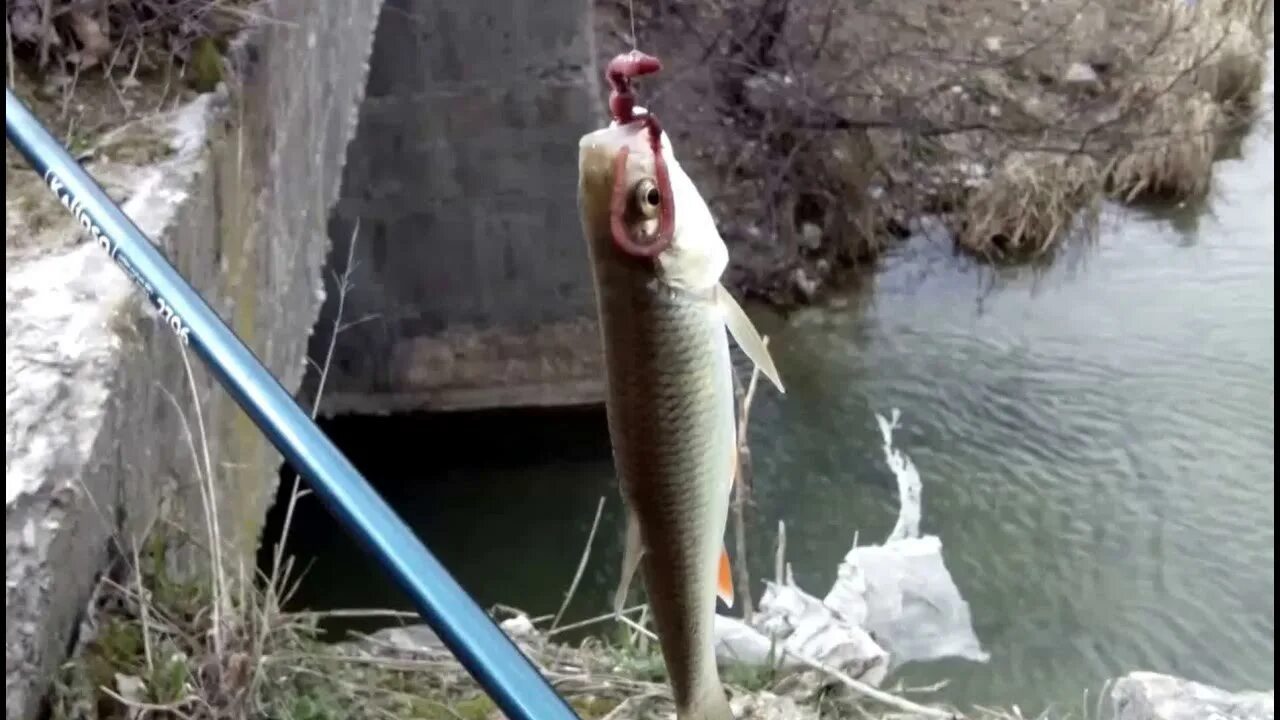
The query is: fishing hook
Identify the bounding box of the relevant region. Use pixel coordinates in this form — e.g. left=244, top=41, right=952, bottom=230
left=606, top=51, right=675, bottom=259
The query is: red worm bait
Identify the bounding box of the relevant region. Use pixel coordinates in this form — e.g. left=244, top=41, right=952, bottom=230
left=606, top=51, right=675, bottom=258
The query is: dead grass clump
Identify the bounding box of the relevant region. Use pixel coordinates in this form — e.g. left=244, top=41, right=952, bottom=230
left=1128, top=0, right=1268, bottom=111
left=959, top=152, right=1102, bottom=261
left=1191, top=15, right=1267, bottom=109
left=1196, top=0, right=1274, bottom=25
left=1105, top=90, right=1223, bottom=204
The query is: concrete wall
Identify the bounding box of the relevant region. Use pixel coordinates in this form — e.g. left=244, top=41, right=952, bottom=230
left=3, top=2, right=384, bottom=718
left=309, top=0, right=607, bottom=415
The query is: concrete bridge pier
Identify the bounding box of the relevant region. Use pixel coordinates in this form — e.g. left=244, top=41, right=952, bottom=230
left=310, top=0, right=608, bottom=415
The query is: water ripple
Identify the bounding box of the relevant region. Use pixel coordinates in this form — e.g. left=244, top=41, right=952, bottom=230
left=752, top=73, right=1274, bottom=711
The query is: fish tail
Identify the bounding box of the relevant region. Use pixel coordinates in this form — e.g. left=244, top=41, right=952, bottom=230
left=678, top=682, right=734, bottom=720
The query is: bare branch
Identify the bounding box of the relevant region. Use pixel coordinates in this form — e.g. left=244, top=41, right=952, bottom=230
left=551, top=496, right=608, bottom=632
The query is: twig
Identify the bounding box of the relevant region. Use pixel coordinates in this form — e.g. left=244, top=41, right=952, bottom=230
left=131, top=543, right=155, bottom=675
left=155, top=367, right=224, bottom=660
left=786, top=651, right=957, bottom=719
left=551, top=496, right=607, bottom=631
left=774, top=519, right=787, bottom=584
left=732, top=334, right=768, bottom=622
left=737, top=336, right=766, bottom=453
left=250, top=221, right=364, bottom=702
left=601, top=692, right=665, bottom=720
left=617, top=613, right=659, bottom=642
left=37, top=0, right=52, bottom=68
left=546, top=604, right=646, bottom=638
left=98, top=687, right=196, bottom=719
left=177, top=342, right=226, bottom=659
left=294, top=608, right=421, bottom=621
left=6, top=18, right=15, bottom=89
left=268, top=219, right=361, bottom=597
left=310, top=218, right=361, bottom=421
left=635, top=604, right=650, bottom=653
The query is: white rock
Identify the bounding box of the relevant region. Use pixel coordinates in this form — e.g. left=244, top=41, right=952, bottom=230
left=791, top=268, right=819, bottom=301
left=363, top=624, right=444, bottom=655
left=1111, top=671, right=1274, bottom=720
left=799, top=223, right=823, bottom=251
left=730, top=690, right=820, bottom=720
left=500, top=614, right=536, bottom=639
left=1064, top=62, right=1101, bottom=85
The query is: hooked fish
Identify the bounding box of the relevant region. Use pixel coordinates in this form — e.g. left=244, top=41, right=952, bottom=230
left=576, top=51, right=784, bottom=720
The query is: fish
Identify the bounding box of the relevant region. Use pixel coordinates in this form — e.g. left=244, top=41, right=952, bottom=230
left=576, top=51, right=784, bottom=720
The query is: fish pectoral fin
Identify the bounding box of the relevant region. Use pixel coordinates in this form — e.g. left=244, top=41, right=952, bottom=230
left=716, top=283, right=785, bottom=394
left=613, top=506, right=645, bottom=618
left=717, top=545, right=735, bottom=609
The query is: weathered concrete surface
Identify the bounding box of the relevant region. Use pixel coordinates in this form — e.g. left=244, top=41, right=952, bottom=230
left=3, top=2, right=384, bottom=718
left=310, top=0, right=607, bottom=414
left=1112, top=672, right=1275, bottom=720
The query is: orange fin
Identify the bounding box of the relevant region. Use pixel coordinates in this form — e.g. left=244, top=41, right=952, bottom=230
left=717, top=545, right=735, bottom=608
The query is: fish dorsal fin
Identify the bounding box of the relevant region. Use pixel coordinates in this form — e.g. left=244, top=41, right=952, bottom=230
left=715, top=283, right=784, bottom=394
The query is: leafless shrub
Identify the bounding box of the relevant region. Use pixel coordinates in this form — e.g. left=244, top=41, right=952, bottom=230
left=6, top=0, right=246, bottom=75
left=596, top=0, right=1271, bottom=299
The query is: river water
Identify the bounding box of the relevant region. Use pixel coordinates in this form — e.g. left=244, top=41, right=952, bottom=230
left=270, top=53, right=1274, bottom=714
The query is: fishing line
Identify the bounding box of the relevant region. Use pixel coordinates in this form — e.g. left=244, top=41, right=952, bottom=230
left=628, top=0, right=636, bottom=51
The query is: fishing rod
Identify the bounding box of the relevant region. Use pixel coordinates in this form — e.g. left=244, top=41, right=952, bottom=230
left=5, top=89, right=580, bottom=720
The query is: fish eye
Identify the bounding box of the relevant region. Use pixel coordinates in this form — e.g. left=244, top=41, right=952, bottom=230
left=634, top=178, right=661, bottom=218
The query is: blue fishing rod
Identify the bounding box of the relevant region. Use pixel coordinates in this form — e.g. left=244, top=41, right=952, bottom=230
left=5, top=89, right=580, bottom=720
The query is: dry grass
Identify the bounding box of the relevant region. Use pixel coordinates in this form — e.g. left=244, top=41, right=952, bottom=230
left=43, top=264, right=1062, bottom=720
left=960, top=152, right=1102, bottom=261
left=1194, top=16, right=1268, bottom=108
left=4, top=0, right=253, bottom=199
left=6, top=0, right=249, bottom=78
left=46, top=506, right=1106, bottom=720
left=1104, top=91, right=1224, bottom=204
left=954, top=0, right=1266, bottom=252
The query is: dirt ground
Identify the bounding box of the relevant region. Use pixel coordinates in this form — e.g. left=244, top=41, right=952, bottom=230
left=5, top=0, right=242, bottom=259
left=591, top=0, right=1272, bottom=307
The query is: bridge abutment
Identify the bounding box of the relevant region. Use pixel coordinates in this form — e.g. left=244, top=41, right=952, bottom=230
left=312, top=0, right=607, bottom=415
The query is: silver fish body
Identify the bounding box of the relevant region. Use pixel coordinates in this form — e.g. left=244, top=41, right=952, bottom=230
left=578, top=121, right=738, bottom=720
left=600, top=266, right=737, bottom=718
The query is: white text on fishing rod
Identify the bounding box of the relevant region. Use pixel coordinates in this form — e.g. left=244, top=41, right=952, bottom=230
left=43, top=169, right=192, bottom=346
left=45, top=170, right=111, bottom=253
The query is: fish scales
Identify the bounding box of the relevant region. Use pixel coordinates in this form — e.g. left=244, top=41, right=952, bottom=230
left=578, top=98, right=782, bottom=720
left=600, top=279, right=735, bottom=714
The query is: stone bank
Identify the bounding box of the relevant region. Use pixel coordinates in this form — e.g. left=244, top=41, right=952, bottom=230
left=4, top=2, right=384, bottom=718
